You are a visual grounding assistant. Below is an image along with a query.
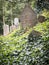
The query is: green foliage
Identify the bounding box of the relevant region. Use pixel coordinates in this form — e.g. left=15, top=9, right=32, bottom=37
left=33, top=20, right=49, bottom=34
left=0, top=0, right=49, bottom=64
left=36, top=0, right=49, bottom=12
left=0, top=0, right=36, bottom=25
left=42, top=9, right=49, bottom=18
left=0, top=0, right=3, bottom=34
left=0, top=20, right=49, bottom=65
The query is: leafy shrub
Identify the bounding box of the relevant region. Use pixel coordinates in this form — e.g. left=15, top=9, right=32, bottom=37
left=0, top=20, right=49, bottom=65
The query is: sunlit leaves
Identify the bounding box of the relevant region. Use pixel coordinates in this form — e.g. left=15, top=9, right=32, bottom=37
left=0, top=21, right=49, bottom=65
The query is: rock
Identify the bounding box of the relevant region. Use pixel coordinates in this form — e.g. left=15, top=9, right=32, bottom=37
left=38, top=15, right=46, bottom=23
left=28, top=30, right=41, bottom=42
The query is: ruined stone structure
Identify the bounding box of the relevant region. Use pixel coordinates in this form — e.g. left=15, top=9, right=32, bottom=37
left=3, top=18, right=19, bottom=36
left=3, top=4, right=38, bottom=35
left=3, top=24, right=9, bottom=36
left=19, top=4, right=38, bottom=29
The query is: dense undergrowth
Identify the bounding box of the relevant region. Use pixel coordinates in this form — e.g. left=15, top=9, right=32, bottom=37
left=0, top=20, right=49, bottom=65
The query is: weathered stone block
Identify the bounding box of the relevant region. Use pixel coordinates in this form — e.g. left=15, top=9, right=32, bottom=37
left=28, top=30, right=41, bottom=42
left=3, top=24, right=9, bottom=36
left=38, top=15, right=46, bottom=23
left=19, top=4, right=38, bottom=29
left=10, top=25, right=16, bottom=32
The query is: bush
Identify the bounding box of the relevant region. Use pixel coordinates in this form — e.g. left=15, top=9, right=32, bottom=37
left=0, top=20, right=49, bottom=65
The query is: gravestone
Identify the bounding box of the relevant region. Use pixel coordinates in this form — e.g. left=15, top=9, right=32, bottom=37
left=28, top=30, right=41, bottom=42
left=19, top=4, right=38, bottom=29
left=3, top=24, right=9, bottom=36
left=14, top=18, right=19, bottom=28
left=10, top=18, right=19, bottom=32
left=10, top=25, right=16, bottom=32
left=38, top=15, right=46, bottom=23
